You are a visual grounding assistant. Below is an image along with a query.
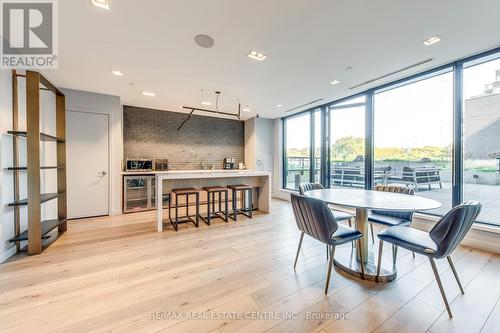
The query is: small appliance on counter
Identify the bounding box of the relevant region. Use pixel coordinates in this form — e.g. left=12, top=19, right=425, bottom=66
left=223, top=158, right=235, bottom=170
left=125, top=159, right=153, bottom=172
left=154, top=159, right=168, bottom=171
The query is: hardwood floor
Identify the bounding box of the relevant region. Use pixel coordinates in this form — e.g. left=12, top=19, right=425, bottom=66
left=1, top=199, right=499, bottom=333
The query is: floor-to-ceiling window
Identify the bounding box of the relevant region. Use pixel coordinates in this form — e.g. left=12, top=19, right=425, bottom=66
left=329, top=96, right=366, bottom=188
left=283, top=112, right=311, bottom=190
left=463, top=54, right=500, bottom=225
left=282, top=47, right=500, bottom=226
left=373, top=71, right=454, bottom=215
left=313, top=109, right=322, bottom=183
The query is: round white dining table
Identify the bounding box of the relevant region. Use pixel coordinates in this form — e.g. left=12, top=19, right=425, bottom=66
left=304, top=188, right=441, bottom=281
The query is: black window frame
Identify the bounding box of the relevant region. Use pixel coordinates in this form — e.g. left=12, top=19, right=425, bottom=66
left=281, top=45, right=500, bottom=226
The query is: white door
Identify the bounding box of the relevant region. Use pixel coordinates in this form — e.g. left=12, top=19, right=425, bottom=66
left=66, top=111, right=109, bottom=218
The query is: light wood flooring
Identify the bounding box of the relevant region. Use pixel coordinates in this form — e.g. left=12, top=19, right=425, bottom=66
left=1, top=199, right=499, bottom=333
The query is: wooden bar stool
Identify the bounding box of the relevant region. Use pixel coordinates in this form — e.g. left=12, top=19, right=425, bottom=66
left=201, top=186, right=229, bottom=225
left=227, top=184, right=253, bottom=221
left=169, top=187, right=200, bottom=231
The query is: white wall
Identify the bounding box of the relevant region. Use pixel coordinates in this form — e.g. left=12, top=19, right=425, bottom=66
left=61, top=88, right=122, bottom=215
left=244, top=117, right=274, bottom=173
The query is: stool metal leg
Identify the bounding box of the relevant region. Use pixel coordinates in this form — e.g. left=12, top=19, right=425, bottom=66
left=233, top=189, right=238, bottom=221
left=195, top=193, right=199, bottom=227
left=174, top=194, right=179, bottom=231
left=225, top=190, right=229, bottom=222
left=206, top=191, right=211, bottom=225
left=248, top=188, right=253, bottom=218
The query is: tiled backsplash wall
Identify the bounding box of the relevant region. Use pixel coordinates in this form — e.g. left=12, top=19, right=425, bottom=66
left=123, top=106, right=244, bottom=170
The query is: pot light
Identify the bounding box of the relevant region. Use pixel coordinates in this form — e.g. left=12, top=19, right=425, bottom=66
left=111, top=70, right=123, bottom=76
left=91, top=0, right=109, bottom=10
left=242, top=107, right=251, bottom=112
left=276, top=104, right=283, bottom=108
left=247, top=50, right=267, bottom=61
left=142, top=91, right=155, bottom=97
left=201, top=101, right=212, bottom=106
left=330, top=80, right=340, bottom=85
left=423, top=35, right=441, bottom=46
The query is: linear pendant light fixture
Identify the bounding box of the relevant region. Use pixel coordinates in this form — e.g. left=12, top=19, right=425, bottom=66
left=178, top=91, right=242, bottom=131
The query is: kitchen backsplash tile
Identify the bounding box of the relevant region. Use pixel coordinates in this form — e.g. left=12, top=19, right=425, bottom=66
left=123, top=106, right=244, bottom=170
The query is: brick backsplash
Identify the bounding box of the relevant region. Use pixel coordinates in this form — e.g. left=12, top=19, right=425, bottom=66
left=123, top=106, right=244, bottom=170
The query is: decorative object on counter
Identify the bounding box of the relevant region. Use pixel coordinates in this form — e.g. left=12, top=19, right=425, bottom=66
left=125, top=159, right=153, bottom=172
left=227, top=184, right=253, bottom=221
left=168, top=188, right=200, bottom=231
left=177, top=91, right=243, bottom=131
left=154, top=159, right=168, bottom=171
left=223, top=157, right=235, bottom=169
left=201, top=186, right=229, bottom=225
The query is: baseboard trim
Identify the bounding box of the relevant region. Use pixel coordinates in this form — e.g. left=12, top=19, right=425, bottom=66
left=0, top=246, right=17, bottom=263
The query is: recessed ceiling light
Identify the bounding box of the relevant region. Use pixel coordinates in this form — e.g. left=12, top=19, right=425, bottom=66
left=201, top=101, right=212, bottom=106
left=91, top=0, right=109, bottom=10
left=276, top=104, right=283, bottom=108
left=111, top=70, right=123, bottom=76
left=242, top=107, right=251, bottom=112
left=142, top=91, right=155, bottom=97
left=330, top=80, right=340, bottom=85
left=423, top=35, right=441, bottom=46
left=247, top=50, right=267, bottom=61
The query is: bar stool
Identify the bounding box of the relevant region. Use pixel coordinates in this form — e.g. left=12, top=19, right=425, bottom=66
left=227, top=184, right=253, bottom=221
left=201, top=186, right=229, bottom=225
left=169, top=187, right=200, bottom=231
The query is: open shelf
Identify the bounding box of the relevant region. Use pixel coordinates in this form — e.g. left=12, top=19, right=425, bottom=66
left=9, top=218, right=66, bottom=243
left=8, top=193, right=59, bottom=207
left=7, top=130, right=65, bottom=142
left=7, top=165, right=63, bottom=171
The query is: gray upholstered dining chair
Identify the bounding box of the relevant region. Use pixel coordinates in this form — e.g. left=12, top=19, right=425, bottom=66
left=376, top=200, right=481, bottom=318
left=299, top=183, right=354, bottom=227
left=299, top=182, right=355, bottom=257
left=368, top=184, right=415, bottom=244
left=290, top=193, right=365, bottom=294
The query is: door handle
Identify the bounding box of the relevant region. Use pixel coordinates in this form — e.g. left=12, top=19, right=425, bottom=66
left=101, top=171, right=107, bottom=175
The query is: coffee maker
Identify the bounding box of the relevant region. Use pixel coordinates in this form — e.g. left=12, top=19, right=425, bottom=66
left=223, top=158, right=235, bottom=169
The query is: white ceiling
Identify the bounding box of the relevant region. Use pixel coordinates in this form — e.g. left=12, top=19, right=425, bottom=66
left=43, top=0, right=500, bottom=120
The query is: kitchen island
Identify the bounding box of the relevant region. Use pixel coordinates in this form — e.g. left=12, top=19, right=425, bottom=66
left=134, top=170, right=271, bottom=232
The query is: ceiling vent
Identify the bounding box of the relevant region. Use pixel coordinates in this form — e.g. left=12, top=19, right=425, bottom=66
left=349, top=58, right=434, bottom=90
left=285, top=98, right=324, bottom=113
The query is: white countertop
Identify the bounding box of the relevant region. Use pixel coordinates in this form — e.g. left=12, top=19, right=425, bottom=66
left=122, top=169, right=270, bottom=179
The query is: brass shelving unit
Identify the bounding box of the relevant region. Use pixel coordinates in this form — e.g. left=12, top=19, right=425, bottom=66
left=8, top=70, right=67, bottom=255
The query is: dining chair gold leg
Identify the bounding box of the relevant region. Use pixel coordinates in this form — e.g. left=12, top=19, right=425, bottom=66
left=376, top=240, right=383, bottom=282
left=370, top=223, right=375, bottom=244
left=447, top=256, right=465, bottom=294
left=429, top=257, right=453, bottom=318
left=357, top=239, right=365, bottom=280
left=325, top=246, right=335, bottom=294
left=348, top=218, right=352, bottom=228
left=293, top=232, right=304, bottom=270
